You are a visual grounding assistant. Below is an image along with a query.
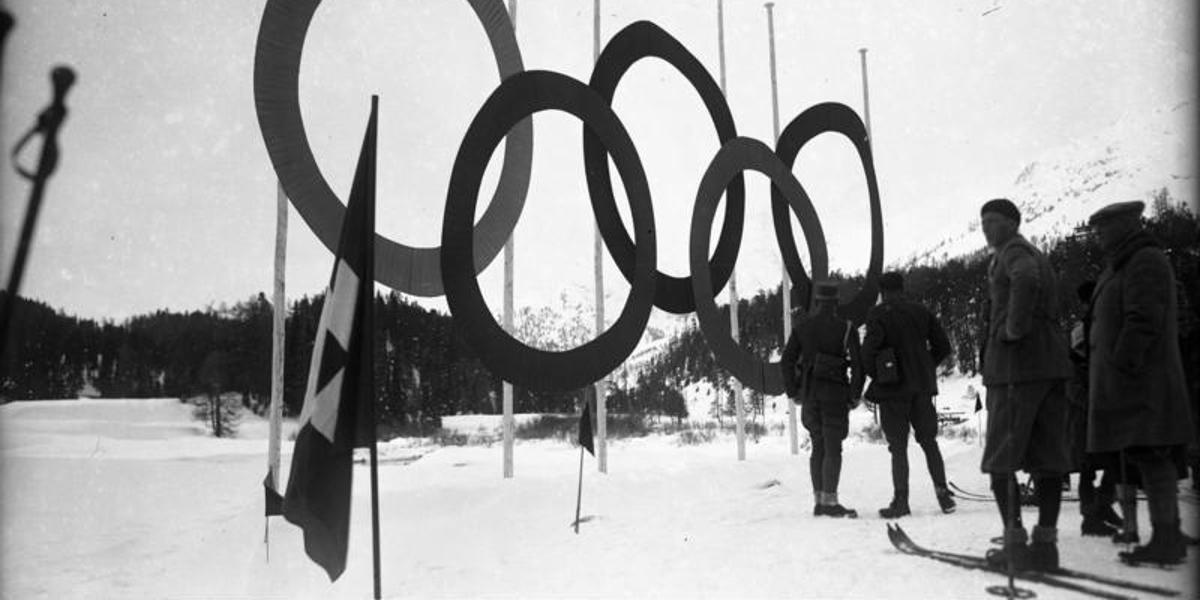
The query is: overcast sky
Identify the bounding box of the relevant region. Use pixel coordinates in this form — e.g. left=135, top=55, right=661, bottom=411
left=0, top=0, right=1194, bottom=322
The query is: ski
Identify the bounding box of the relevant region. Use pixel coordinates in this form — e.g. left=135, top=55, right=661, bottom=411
left=948, top=481, right=1081, bottom=504
left=947, top=481, right=992, bottom=500
left=888, top=524, right=1181, bottom=598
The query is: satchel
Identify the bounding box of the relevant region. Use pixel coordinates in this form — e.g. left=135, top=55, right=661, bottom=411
left=811, top=352, right=849, bottom=382
left=875, top=346, right=900, bottom=384
left=810, top=320, right=853, bottom=383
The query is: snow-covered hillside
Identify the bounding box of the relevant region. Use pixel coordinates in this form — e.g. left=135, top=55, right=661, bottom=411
left=901, top=100, right=1197, bottom=267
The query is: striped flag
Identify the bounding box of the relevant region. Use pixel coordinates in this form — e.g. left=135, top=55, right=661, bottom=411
left=282, top=102, right=377, bottom=582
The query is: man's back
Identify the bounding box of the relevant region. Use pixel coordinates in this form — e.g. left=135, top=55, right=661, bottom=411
left=863, top=298, right=949, bottom=399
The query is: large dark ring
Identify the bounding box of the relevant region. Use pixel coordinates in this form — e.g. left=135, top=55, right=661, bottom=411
left=691, top=137, right=828, bottom=395
left=442, top=71, right=656, bottom=391
left=771, top=102, right=883, bottom=323
left=254, top=0, right=532, bottom=296
left=584, top=21, right=745, bottom=314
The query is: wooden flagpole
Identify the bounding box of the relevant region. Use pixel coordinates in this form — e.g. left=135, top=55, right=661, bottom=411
left=502, top=0, right=517, bottom=480
left=365, top=95, right=383, bottom=600
left=265, top=181, right=287, bottom=554
left=764, top=2, right=798, bottom=455
left=592, top=0, right=608, bottom=474
left=718, top=0, right=747, bottom=461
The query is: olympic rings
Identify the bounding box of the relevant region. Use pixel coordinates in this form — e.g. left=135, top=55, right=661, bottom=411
left=691, top=137, right=828, bottom=396
left=771, top=102, right=883, bottom=323
left=441, top=70, right=657, bottom=392
left=584, top=21, right=745, bottom=315
left=253, top=8, right=885, bottom=394
left=253, top=0, right=532, bottom=296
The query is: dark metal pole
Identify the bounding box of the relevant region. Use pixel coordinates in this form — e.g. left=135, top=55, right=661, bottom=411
left=1, top=66, right=75, bottom=354
left=365, top=95, right=382, bottom=600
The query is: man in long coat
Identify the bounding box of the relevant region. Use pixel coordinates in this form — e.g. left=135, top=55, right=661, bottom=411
left=782, top=281, right=864, bottom=518
left=1086, top=200, right=1194, bottom=565
left=977, top=198, right=1072, bottom=572
left=862, top=271, right=956, bottom=518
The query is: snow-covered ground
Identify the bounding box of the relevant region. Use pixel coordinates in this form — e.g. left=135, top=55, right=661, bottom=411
left=1, top=389, right=1195, bottom=599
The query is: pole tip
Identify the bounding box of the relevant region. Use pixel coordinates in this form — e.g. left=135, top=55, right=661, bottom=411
left=51, top=65, right=76, bottom=99
left=764, top=1, right=774, bottom=8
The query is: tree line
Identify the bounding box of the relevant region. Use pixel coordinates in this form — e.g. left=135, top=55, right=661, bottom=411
left=0, top=290, right=588, bottom=429
left=2, top=193, right=1195, bottom=428
left=629, top=193, right=1198, bottom=414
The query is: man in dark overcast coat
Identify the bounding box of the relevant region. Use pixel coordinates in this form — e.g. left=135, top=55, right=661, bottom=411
left=1086, top=200, right=1194, bottom=565
left=862, top=271, right=956, bottom=518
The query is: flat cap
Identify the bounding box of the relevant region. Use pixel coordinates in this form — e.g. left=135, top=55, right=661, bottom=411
left=1088, top=201, right=1144, bottom=226
left=980, top=198, right=1021, bottom=223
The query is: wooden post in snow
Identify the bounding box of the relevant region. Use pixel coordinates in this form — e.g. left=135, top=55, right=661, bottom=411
left=718, top=0, right=746, bottom=461
left=501, top=0, right=518, bottom=480
left=764, top=1, right=799, bottom=455
left=593, top=0, right=608, bottom=474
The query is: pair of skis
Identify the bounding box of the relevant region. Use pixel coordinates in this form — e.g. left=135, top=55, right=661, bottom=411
left=886, top=523, right=1181, bottom=599
left=948, top=481, right=1082, bottom=504
left=947, top=481, right=1186, bottom=505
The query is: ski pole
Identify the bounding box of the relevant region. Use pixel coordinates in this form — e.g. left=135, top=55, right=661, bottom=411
left=1, top=66, right=75, bottom=350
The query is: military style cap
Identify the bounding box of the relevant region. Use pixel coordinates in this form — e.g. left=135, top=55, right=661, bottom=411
left=1088, top=201, right=1145, bottom=226
left=813, top=280, right=839, bottom=301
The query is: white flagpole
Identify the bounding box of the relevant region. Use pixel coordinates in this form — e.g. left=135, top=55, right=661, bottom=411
left=502, top=0, right=518, bottom=480
left=266, top=180, right=287, bottom=550
left=858, top=48, right=872, bottom=144
left=718, top=0, right=746, bottom=461
left=859, top=48, right=876, bottom=427
left=593, top=0, right=608, bottom=474
left=764, top=1, right=798, bottom=455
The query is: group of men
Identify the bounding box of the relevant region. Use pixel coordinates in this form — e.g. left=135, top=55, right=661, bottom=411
left=782, top=197, right=1195, bottom=571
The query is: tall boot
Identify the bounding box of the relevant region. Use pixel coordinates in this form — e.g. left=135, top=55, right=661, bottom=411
left=1121, top=457, right=1186, bottom=565
left=1119, top=519, right=1185, bottom=565
left=1112, top=483, right=1140, bottom=544
left=1029, top=525, right=1059, bottom=571
left=985, top=526, right=1030, bottom=570
left=879, top=489, right=910, bottom=519
left=1094, top=489, right=1122, bottom=528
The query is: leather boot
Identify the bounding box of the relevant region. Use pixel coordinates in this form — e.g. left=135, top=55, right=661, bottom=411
left=1028, top=526, right=1059, bottom=571
left=879, top=498, right=911, bottom=519
left=1081, top=514, right=1119, bottom=536
left=1119, top=520, right=1185, bottom=566
left=935, top=486, right=957, bottom=514
left=985, top=526, right=1029, bottom=570
left=821, top=492, right=858, bottom=518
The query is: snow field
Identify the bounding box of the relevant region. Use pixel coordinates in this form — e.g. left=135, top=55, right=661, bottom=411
left=1, top=388, right=1195, bottom=599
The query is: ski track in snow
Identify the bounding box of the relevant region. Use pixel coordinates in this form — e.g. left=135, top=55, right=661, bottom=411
left=1, top=386, right=1196, bottom=599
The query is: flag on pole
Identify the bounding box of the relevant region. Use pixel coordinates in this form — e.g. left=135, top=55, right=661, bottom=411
left=264, top=473, right=284, bottom=516
left=282, top=103, right=378, bottom=582
left=579, top=390, right=595, bottom=456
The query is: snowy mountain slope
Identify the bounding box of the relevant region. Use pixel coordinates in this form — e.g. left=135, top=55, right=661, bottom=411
left=900, top=99, right=1197, bottom=267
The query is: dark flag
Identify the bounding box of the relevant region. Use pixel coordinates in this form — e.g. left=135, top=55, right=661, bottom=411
left=974, top=391, right=983, bottom=413
left=579, top=391, right=595, bottom=456
left=264, top=472, right=284, bottom=517
left=282, top=102, right=378, bottom=582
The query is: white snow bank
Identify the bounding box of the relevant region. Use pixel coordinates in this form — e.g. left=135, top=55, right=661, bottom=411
left=1, top=390, right=1195, bottom=599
